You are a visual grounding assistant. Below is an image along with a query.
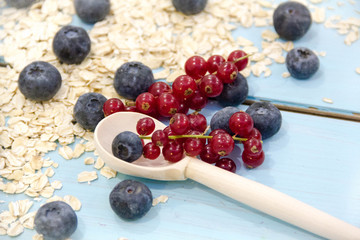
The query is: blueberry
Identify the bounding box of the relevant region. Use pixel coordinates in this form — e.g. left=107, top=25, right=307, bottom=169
left=18, top=61, right=62, bottom=101
left=245, top=102, right=282, bottom=140
left=172, top=0, right=208, bottom=15
left=210, top=106, right=239, bottom=135
left=215, top=73, right=248, bottom=106
left=112, top=131, right=143, bottom=163
left=110, top=179, right=153, bottom=220
left=273, top=1, right=311, bottom=41
left=34, top=201, right=77, bottom=240
left=74, top=0, right=110, bottom=24
left=114, top=61, right=154, bottom=100
left=286, top=47, right=320, bottom=80
left=5, top=0, right=36, bottom=8
left=52, top=25, right=91, bottom=64
left=74, top=92, right=107, bottom=131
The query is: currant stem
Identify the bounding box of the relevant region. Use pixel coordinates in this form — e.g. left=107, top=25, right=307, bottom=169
left=139, top=134, right=248, bottom=142
left=233, top=53, right=253, bottom=63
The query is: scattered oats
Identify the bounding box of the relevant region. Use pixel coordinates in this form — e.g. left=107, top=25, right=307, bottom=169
left=19, top=212, right=36, bottom=229
left=310, top=0, right=323, bottom=3
left=237, top=36, right=254, bottom=47
left=152, top=195, right=169, bottom=206
left=274, top=55, right=285, bottom=64
left=84, top=157, right=95, bottom=165
left=44, top=167, right=55, bottom=177
left=118, top=238, right=128, bottom=240
left=282, top=72, right=291, bottom=78
left=154, top=68, right=170, bottom=80
left=167, top=70, right=184, bottom=83
left=312, top=8, right=326, bottom=23
left=261, top=29, right=279, bottom=42
left=33, top=234, right=44, bottom=240
left=7, top=221, right=24, bottom=237
left=337, top=1, right=345, bottom=6
left=58, top=146, right=74, bottom=160
left=322, top=97, right=334, bottom=104
left=8, top=199, right=33, bottom=217
left=64, top=195, right=82, bottom=211
left=356, top=67, right=360, bottom=74
left=50, top=180, right=63, bottom=190
left=344, top=31, right=359, bottom=45
left=78, top=171, right=98, bottom=183
left=46, top=195, right=65, bottom=203
left=100, top=166, right=117, bottom=179
left=94, top=158, right=105, bottom=170
left=40, top=187, right=55, bottom=198
left=52, top=162, right=59, bottom=168
left=73, top=144, right=85, bottom=158
left=318, top=51, right=327, bottom=57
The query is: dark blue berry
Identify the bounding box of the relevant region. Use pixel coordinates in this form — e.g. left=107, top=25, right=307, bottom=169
left=34, top=201, right=77, bottom=240
left=286, top=47, right=320, bottom=80
left=112, top=131, right=143, bottom=163
left=5, top=0, right=35, bottom=8
left=18, top=61, right=62, bottom=101
left=52, top=25, right=91, bottom=64
left=172, top=0, right=208, bottom=15
left=114, top=61, right=154, bottom=100
left=109, top=179, right=153, bottom=220
left=245, top=102, right=282, bottom=140
left=74, top=92, right=107, bottom=131
left=210, top=106, right=239, bottom=135
left=215, top=72, right=248, bottom=106
left=74, top=0, right=110, bottom=24
left=273, top=1, right=311, bottom=41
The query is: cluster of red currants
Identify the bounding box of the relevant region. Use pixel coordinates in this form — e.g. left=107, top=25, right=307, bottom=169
left=102, top=50, right=249, bottom=118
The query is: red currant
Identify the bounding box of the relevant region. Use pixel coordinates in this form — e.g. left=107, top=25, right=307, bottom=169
left=103, top=98, right=125, bottom=116
left=185, top=56, right=208, bottom=81
left=199, top=144, right=220, bottom=163
left=215, top=158, right=237, bottom=173
left=143, top=142, right=161, bottom=160
left=184, top=138, right=205, bottom=157
left=151, top=129, right=169, bottom=146
left=162, top=141, right=184, bottom=163
left=199, top=75, right=223, bottom=98
left=243, top=137, right=262, bottom=156
left=217, top=62, right=238, bottom=84
left=169, top=113, right=190, bottom=135
left=229, top=111, right=254, bottom=137
left=208, top=129, right=227, bottom=144
left=148, top=82, right=171, bottom=97
left=186, top=90, right=208, bottom=111
left=245, top=128, right=262, bottom=140
left=124, top=105, right=138, bottom=112
left=188, top=112, right=207, bottom=132
left=135, top=92, right=156, bottom=114
left=187, top=130, right=206, bottom=145
left=136, top=117, right=156, bottom=135
left=228, top=50, right=248, bottom=71
left=206, top=55, right=226, bottom=74
left=242, top=150, right=265, bottom=169
left=177, top=102, right=189, bottom=114
left=210, top=133, right=234, bottom=156
left=157, top=93, right=179, bottom=117
left=172, top=75, right=197, bottom=101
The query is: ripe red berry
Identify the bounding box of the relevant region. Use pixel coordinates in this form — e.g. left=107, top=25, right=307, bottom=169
left=229, top=111, right=254, bottom=137
left=157, top=93, right=179, bottom=117
left=135, top=92, right=156, bottom=114
left=217, top=62, right=238, bottom=84
left=151, top=129, right=169, bottom=146
left=124, top=105, right=138, bottom=112
left=143, top=142, right=161, bottom=160
left=148, top=82, right=171, bottom=97
left=242, top=150, right=265, bottom=169
left=243, top=137, right=263, bottom=156
left=210, top=133, right=234, bottom=156
left=162, top=141, right=184, bottom=162
left=177, top=102, right=190, bottom=114
left=200, top=144, right=220, bottom=163
left=172, top=75, right=197, bottom=101
left=208, top=129, right=227, bottom=144
left=103, top=98, right=125, bottom=116
left=184, top=138, right=205, bottom=157
left=186, top=90, right=208, bottom=111
left=185, top=56, right=208, bottom=81
left=169, top=113, right=190, bottom=135
left=188, top=112, right=207, bottom=132
left=199, top=74, right=223, bottom=98
left=136, top=117, right=155, bottom=135
left=206, top=55, right=226, bottom=74
left=228, top=50, right=248, bottom=71
left=215, top=158, right=237, bottom=173
left=245, top=128, right=262, bottom=140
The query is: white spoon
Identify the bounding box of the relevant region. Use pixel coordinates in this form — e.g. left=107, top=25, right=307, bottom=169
left=94, top=111, right=360, bottom=240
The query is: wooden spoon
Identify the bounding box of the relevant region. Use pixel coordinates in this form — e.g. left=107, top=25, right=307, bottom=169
left=94, top=111, right=360, bottom=240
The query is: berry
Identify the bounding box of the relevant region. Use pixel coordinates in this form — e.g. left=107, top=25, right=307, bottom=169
left=74, top=0, right=110, bottom=23
left=172, top=0, right=208, bottom=16
left=186, top=90, right=208, bottom=111
left=243, top=137, right=263, bottom=156
left=169, top=113, right=190, bottom=135
left=229, top=111, right=254, bottom=137
left=124, top=105, right=138, bottom=112
left=215, top=72, right=248, bottom=106
left=228, top=50, right=248, bottom=71
left=143, top=142, right=161, bottom=160
left=177, top=102, right=190, bottom=114
left=206, top=55, right=226, bottom=74
left=136, top=117, right=155, bottom=136
left=114, top=61, right=154, bottom=100
left=172, top=75, right=197, bottom=101
left=210, top=106, right=239, bottom=135
left=135, top=92, right=156, bottom=114
left=6, top=0, right=35, bottom=8
left=242, top=150, right=265, bottom=169
left=103, top=98, right=125, bottom=116
left=273, top=1, right=312, bottom=41
left=286, top=47, right=320, bottom=79
left=18, top=61, right=62, bottom=101
left=162, top=141, right=184, bottom=162
left=109, top=180, right=153, bottom=220
left=157, top=93, right=180, bottom=117
left=151, top=130, right=169, bottom=146
left=188, top=112, right=207, bottom=132
left=217, top=62, right=238, bottom=84
left=215, top=158, right=237, bottom=173
left=245, top=102, right=282, bottom=140
left=184, top=56, right=208, bottom=81
left=210, top=133, right=234, bottom=156
left=246, top=128, right=262, bottom=140
left=148, top=81, right=171, bottom=97
left=34, top=201, right=77, bottom=240
left=199, top=144, right=220, bottom=163
left=52, top=25, right=91, bottom=64
left=199, top=74, right=223, bottom=98
left=112, top=131, right=143, bottom=162
left=187, top=130, right=206, bottom=145
left=208, top=128, right=227, bottom=144
left=74, top=92, right=107, bottom=131
left=184, top=138, right=204, bottom=157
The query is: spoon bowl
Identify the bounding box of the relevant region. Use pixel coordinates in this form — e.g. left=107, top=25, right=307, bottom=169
left=94, top=111, right=360, bottom=240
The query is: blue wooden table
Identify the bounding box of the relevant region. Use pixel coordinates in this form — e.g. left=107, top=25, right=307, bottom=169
left=1, top=1, right=360, bottom=240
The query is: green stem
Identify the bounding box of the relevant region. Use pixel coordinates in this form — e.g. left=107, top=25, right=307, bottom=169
left=233, top=53, right=253, bottom=63
left=139, top=134, right=248, bottom=142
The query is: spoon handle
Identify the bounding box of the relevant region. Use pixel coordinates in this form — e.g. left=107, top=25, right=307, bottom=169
left=185, top=158, right=360, bottom=240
